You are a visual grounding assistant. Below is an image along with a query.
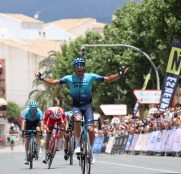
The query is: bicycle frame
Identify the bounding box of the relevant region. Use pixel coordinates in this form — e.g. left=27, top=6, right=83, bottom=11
left=78, top=118, right=100, bottom=174
left=47, top=125, right=65, bottom=169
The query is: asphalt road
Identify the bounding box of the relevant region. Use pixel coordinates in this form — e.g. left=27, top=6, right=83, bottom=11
left=0, top=144, right=181, bottom=174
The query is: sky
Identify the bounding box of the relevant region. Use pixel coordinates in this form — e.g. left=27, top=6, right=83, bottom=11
left=0, top=0, right=141, bottom=23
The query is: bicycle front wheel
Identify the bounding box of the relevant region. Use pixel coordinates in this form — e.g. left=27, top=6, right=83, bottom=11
left=48, top=139, right=57, bottom=169
left=85, top=132, right=91, bottom=174
left=29, top=139, right=35, bottom=169
left=80, top=132, right=91, bottom=174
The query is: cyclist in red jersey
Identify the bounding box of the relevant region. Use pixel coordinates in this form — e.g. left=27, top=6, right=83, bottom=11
left=42, top=106, right=68, bottom=163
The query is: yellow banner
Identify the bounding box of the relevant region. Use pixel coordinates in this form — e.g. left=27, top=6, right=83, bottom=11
left=166, top=47, right=181, bottom=75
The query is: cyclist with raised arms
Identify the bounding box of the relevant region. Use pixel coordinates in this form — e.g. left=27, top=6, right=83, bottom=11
left=35, top=57, right=127, bottom=164
left=42, top=106, right=68, bottom=163
left=21, top=100, right=43, bottom=164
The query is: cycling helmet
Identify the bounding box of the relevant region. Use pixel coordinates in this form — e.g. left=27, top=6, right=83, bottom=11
left=51, top=107, right=63, bottom=119
left=29, top=100, right=38, bottom=109
left=72, top=57, right=85, bottom=68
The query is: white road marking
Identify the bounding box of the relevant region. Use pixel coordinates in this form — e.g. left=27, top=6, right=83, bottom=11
left=97, top=161, right=180, bottom=173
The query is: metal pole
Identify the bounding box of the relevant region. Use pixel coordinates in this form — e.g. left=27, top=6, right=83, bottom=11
left=82, top=44, right=160, bottom=90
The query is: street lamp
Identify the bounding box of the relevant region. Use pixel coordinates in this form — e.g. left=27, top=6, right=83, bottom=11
left=81, top=44, right=160, bottom=90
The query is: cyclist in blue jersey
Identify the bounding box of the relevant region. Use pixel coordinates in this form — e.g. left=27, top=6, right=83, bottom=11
left=21, top=100, right=44, bottom=164
left=36, top=57, right=128, bottom=164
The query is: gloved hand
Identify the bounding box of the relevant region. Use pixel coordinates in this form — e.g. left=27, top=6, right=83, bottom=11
left=36, top=72, right=44, bottom=81
left=119, top=66, right=129, bottom=77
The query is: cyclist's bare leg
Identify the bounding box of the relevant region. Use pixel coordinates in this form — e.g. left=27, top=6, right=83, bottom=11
left=57, top=123, right=65, bottom=150
left=43, top=132, right=51, bottom=163
left=45, top=133, right=51, bottom=152
left=74, top=115, right=82, bottom=150
left=35, top=126, right=41, bottom=143
left=87, top=125, right=95, bottom=147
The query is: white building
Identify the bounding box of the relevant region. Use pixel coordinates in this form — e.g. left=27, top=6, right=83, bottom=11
left=0, top=39, right=61, bottom=108
left=46, top=18, right=106, bottom=38
left=43, top=24, right=73, bottom=41
left=0, top=13, right=44, bottom=41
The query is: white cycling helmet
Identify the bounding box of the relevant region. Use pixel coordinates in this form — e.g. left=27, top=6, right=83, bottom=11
left=50, top=107, right=63, bottom=119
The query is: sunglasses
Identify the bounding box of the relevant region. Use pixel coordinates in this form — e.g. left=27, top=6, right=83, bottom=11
left=74, top=62, right=85, bottom=68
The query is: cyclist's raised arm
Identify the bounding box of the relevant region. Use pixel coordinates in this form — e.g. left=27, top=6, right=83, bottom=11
left=35, top=72, right=60, bottom=85
left=104, top=66, right=129, bottom=83
left=104, top=74, right=120, bottom=83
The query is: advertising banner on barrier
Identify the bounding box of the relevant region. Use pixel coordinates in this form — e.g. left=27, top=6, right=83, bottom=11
left=147, top=131, right=159, bottom=152
left=159, top=39, right=181, bottom=111
left=125, top=135, right=134, bottom=151
left=162, top=129, right=175, bottom=152
left=101, top=136, right=109, bottom=153
left=111, top=136, right=122, bottom=154
left=171, top=128, right=181, bottom=152
left=129, top=134, right=139, bottom=151
left=93, top=136, right=105, bottom=153
left=134, top=133, right=144, bottom=151
left=141, top=133, right=151, bottom=152
left=105, top=137, right=115, bottom=154
left=154, top=130, right=166, bottom=152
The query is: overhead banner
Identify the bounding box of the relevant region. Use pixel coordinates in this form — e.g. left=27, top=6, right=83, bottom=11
left=159, top=39, right=181, bottom=111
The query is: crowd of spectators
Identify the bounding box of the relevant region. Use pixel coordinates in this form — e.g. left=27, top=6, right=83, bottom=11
left=95, top=103, right=181, bottom=137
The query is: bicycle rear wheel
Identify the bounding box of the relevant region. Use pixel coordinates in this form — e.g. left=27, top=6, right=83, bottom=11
left=69, top=136, right=75, bottom=165
left=80, top=154, right=85, bottom=174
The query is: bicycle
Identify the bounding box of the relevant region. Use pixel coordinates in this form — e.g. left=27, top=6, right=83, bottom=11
left=76, top=118, right=102, bottom=174
left=24, top=130, right=40, bottom=169
left=74, top=119, right=92, bottom=174
left=46, top=125, right=65, bottom=169
left=66, top=116, right=75, bottom=165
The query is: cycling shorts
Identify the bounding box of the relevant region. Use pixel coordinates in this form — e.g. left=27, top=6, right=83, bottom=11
left=72, top=104, right=94, bottom=126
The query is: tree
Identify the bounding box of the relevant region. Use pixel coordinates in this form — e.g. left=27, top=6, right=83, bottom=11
left=29, top=0, right=181, bottom=114
left=103, top=0, right=181, bottom=111
left=6, top=101, right=21, bottom=123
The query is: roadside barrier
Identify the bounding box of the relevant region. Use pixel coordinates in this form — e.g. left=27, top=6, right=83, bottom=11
left=92, top=128, right=181, bottom=155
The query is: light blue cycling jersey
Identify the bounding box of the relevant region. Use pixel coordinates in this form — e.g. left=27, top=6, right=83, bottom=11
left=60, top=73, right=104, bottom=106
left=22, top=107, right=43, bottom=121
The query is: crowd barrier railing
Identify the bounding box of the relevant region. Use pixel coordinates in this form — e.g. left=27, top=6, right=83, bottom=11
left=93, top=128, right=181, bottom=156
